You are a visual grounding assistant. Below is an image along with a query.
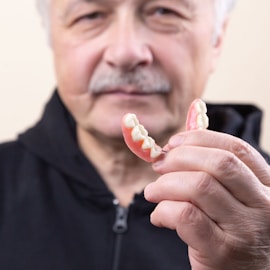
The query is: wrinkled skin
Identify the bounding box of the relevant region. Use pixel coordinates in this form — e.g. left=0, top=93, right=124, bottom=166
left=48, top=0, right=270, bottom=268
left=50, top=0, right=221, bottom=144
left=145, top=130, right=270, bottom=269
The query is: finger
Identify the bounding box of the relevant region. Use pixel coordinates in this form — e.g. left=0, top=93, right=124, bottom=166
left=153, top=145, right=268, bottom=207
left=165, top=130, right=270, bottom=185
left=149, top=200, right=224, bottom=256
left=150, top=199, right=270, bottom=269
left=144, top=171, right=245, bottom=225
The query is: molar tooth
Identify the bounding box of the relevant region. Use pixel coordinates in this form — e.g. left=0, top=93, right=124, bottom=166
left=142, top=137, right=155, bottom=150
left=150, top=145, right=162, bottom=159
left=197, top=114, right=209, bottom=129
left=131, top=124, right=148, bottom=142
left=138, top=124, right=148, bottom=137
left=124, top=113, right=139, bottom=128
left=195, top=100, right=207, bottom=114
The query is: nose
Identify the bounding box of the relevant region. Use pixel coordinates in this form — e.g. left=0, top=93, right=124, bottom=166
left=104, top=17, right=153, bottom=71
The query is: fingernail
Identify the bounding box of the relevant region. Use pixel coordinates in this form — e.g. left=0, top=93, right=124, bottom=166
left=152, top=157, right=164, bottom=171
left=162, top=144, right=170, bottom=152
left=169, top=135, right=185, bottom=148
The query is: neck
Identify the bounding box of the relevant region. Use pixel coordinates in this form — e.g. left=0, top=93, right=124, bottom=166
left=77, top=126, right=159, bottom=207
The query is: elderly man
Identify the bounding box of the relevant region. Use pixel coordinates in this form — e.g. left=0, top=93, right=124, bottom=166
left=0, top=0, right=270, bottom=269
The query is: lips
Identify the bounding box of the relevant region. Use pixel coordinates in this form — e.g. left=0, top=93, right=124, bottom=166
left=93, top=86, right=167, bottom=96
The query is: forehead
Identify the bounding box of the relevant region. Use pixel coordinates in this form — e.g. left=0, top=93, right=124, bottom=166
left=51, top=0, right=214, bottom=23
left=52, top=0, right=209, bottom=17
left=53, top=0, right=201, bottom=9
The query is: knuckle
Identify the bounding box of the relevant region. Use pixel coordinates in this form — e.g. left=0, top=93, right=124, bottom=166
left=194, top=172, right=215, bottom=196
left=179, top=202, right=201, bottom=224
left=216, top=151, right=240, bottom=175
left=230, top=138, right=252, bottom=160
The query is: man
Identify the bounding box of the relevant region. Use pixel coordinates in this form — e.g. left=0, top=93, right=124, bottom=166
left=0, top=0, right=270, bottom=269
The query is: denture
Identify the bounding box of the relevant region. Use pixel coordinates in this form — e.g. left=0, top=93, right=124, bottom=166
left=122, top=98, right=209, bottom=162
left=185, top=98, right=209, bottom=130
left=122, top=113, right=163, bottom=162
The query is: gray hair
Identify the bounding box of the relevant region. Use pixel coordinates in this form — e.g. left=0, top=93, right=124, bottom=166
left=214, top=0, right=236, bottom=39
left=36, top=0, right=50, bottom=36
left=36, top=0, right=237, bottom=42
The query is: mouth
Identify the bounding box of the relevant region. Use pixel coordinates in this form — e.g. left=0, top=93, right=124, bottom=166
left=102, top=90, right=159, bottom=97
left=92, top=86, right=168, bottom=97
left=90, top=85, right=170, bottom=112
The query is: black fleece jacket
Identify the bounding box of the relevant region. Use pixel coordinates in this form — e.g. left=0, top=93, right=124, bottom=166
left=0, top=91, right=269, bottom=270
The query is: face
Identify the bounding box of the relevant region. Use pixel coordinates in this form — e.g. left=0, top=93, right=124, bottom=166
left=50, top=0, right=223, bottom=144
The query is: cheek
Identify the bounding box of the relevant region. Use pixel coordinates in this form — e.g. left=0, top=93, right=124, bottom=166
left=155, top=35, right=212, bottom=124
left=155, top=34, right=195, bottom=89
left=54, top=49, right=91, bottom=95
left=52, top=33, right=102, bottom=97
left=52, top=42, right=98, bottom=125
left=173, top=34, right=213, bottom=97
left=159, top=40, right=197, bottom=99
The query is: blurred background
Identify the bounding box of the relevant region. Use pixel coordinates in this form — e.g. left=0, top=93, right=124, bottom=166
left=0, top=0, right=269, bottom=152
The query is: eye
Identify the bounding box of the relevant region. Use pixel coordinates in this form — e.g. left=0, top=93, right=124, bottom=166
left=143, top=5, right=186, bottom=34
left=148, top=6, right=178, bottom=17
left=77, top=11, right=104, bottom=22
left=70, top=9, right=107, bottom=26
left=68, top=9, right=109, bottom=34
left=66, top=5, right=111, bottom=34
left=153, top=7, right=176, bottom=16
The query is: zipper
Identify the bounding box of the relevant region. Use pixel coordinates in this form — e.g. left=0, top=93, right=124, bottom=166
left=112, top=199, right=129, bottom=270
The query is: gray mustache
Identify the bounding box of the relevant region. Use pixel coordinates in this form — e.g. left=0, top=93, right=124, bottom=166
left=89, top=69, right=171, bottom=94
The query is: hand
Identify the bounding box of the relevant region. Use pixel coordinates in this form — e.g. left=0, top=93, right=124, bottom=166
left=144, top=130, right=270, bottom=270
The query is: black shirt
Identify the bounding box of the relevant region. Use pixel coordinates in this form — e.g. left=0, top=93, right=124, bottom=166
left=0, top=91, right=268, bottom=270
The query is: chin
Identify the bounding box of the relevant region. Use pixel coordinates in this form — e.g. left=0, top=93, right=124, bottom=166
left=93, top=116, right=124, bottom=139
left=144, top=115, right=183, bottom=142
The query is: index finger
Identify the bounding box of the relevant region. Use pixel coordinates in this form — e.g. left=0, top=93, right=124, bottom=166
left=164, top=130, right=270, bottom=186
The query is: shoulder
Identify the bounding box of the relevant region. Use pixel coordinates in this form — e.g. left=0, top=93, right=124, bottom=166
left=0, top=140, right=28, bottom=178
left=0, top=138, right=46, bottom=181
left=0, top=140, right=25, bottom=163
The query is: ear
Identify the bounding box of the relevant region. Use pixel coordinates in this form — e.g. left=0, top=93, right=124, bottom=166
left=210, top=15, right=230, bottom=73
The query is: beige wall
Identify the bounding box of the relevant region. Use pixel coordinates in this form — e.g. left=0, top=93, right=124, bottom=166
left=205, top=0, right=270, bottom=152
left=0, top=1, right=269, bottom=152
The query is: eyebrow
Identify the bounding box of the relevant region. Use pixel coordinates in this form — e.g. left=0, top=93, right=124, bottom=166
left=63, top=0, right=110, bottom=19
left=62, top=0, right=197, bottom=20
left=178, top=0, right=197, bottom=12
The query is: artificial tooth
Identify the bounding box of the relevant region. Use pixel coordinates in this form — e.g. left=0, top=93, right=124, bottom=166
left=142, top=137, right=155, bottom=150
left=123, top=113, right=139, bottom=128
left=131, top=125, right=148, bottom=141
left=138, top=124, right=148, bottom=137
left=150, top=145, right=162, bottom=159
left=195, top=99, right=207, bottom=114
left=197, top=114, right=209, bottom=129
